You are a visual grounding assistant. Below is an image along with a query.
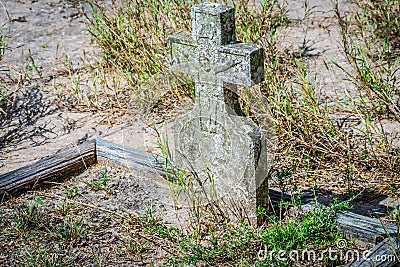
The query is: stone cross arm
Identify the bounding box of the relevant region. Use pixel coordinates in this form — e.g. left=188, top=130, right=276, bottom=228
left=168, top=31, right=264, bottom=87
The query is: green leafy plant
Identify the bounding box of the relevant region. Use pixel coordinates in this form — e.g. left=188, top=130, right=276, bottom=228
left=10, top=196, right=46, bottom=237
left=28, top=195, right=44, bottom=214
left=55, top=198, right=76, bottom=216
left=65, top=184, right=79, bottom=198
left=86, top=168, right=113, bottom=194
left=57, top=218, right=86, bottom=242
left=25, top=49, right=43, bottom=78
left=330, top=197, right=354, bottom=212
left=0, top=28, right=6, bottom=61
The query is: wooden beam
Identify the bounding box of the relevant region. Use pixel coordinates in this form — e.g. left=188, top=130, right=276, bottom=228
left=96, top=138, right=166, bottom=176
left=345, top=237, right=399, bottom=267
left=337, top=211, right=398, bottom=245
left=0, top=140, right=97, bottom=195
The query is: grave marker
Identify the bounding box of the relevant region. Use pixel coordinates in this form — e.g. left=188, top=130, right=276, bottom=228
left=168, top=2, right=268, bottom=223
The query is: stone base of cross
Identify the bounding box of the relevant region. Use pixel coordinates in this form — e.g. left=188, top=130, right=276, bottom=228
left=168, top=2, right=268, bottom=224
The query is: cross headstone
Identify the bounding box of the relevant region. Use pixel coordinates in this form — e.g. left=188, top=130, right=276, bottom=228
left=168, top=2, right=268, bottom=223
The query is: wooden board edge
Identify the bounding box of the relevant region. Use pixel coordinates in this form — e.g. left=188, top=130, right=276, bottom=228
left=0, top=140, right=97, bottom=196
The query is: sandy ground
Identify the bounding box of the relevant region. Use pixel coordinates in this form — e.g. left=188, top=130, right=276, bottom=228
left=0, top=0, right=175, bottom=173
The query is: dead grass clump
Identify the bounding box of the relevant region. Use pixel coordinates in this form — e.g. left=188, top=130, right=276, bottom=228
left=83, top=0, right=289, bottom=115
left=86, top=0, right=193, bottom=86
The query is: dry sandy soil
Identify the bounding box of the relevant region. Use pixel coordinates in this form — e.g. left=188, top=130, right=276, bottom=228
left=0, top=0, right=399, bottom=265
left=0, top=0, right=169, bottom=174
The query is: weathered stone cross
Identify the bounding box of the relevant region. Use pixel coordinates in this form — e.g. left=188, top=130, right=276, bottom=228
left=168, top=2, right=268, bottom=223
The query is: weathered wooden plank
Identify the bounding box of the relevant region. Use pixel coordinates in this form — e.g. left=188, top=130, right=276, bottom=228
left=0, top=140, right=97, bottom=195
left=345, top=238, right=399, bottom=267
left=96, top=138, right=167, bottom=176
left=337, top=211, right=398, bottom=245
